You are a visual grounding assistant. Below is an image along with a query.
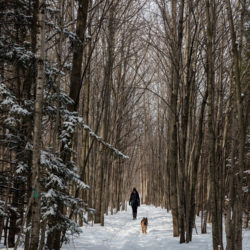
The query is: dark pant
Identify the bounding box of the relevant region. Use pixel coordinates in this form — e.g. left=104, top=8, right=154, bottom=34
left=132, top=205, right=138, bottom=213
left=132, top=205, right=138, bottom=219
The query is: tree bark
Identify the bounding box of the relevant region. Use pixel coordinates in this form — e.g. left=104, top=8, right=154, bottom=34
left=167, top=0, right=185, bottom=239
left=224, top=1, right=247, bottom=249
left=100, top=0, right=116, bottom=226
left=205, top=1, right=223, bottom=249
left=29, top=0, right=45, bottom=249
left=69, top=0, right=89, bottom=111
left=189, top=89, right=208, bottom=240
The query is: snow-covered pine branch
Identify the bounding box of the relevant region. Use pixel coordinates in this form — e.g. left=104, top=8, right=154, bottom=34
left=40, top=149, right=90, bottom=242
left=59, top=109, right=129, bottom=160
left=82, top=123, right=129, bottom=160
left=40, top=150, right=90, bottom=190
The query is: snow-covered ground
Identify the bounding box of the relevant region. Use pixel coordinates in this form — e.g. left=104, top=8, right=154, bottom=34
left=1, top=204, right=249, bottom=250
left=61, top=204, right=250, bottom=250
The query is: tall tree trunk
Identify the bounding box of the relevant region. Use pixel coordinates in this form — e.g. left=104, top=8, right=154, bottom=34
left=179, top=0, right=199, bottom=242
left=24, top=2, right=38, bottom=247
left=167, top=0, right=184, bottom=239
left=100, top=1, right=116, bottom=226
left=225, top=107, right=237, bottom=250
left=69, top=0, right=89, bottom=111
left=29, top=0, right=45, bottom=249
left=54, top=0, right=89, bottom=245
left=189, top=89, right=208, bottom=240
left=205, top=1, right=223, bottom=249
left=224, top=2, right=247, bottom=249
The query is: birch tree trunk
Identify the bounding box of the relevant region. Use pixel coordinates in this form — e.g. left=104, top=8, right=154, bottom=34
left=29, top=0, right=45, bottom=249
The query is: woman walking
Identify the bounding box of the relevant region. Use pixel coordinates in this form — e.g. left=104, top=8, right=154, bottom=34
left=129, top=188, right=140, bottom=219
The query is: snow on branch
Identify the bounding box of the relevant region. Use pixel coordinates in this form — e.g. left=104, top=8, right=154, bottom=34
left=40, top=150, right=90, bottom=190
left=82, top=123, right=129, bottom=160
left=0, top=40, right=35, bottom=68
left=60, top=109, right=129, bottom=160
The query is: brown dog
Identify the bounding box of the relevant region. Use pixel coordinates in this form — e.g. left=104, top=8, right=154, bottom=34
left=141, top=217, right=148, bottom=234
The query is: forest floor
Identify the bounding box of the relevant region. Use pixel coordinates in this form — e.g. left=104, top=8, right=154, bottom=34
left=61, top=204, right=250, bottom=250
left=2, top=204, right=249, bottom=250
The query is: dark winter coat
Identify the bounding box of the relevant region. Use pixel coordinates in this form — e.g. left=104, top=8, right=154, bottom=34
left=129, top=190, right=140, bottom=208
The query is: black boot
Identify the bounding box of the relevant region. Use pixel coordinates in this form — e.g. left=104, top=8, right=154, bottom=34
left=133, top=212, right=137, bottom=219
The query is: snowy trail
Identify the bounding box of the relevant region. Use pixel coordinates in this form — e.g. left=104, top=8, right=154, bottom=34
left=62, top=204, right=250, bottom=250
left=1, top=204, right=249, bottom=250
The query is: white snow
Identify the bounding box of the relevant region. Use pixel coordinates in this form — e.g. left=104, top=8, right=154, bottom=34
left=1, top=96, right=15, bottom=106
left=1, top=205, right=250, bottom=250
left=61, top=204, right=250, bottom=250
left=9, top=104, right=31, bottom=116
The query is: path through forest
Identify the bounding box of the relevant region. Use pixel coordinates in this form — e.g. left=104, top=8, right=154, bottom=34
left=62, top=205, right=250, bottom=250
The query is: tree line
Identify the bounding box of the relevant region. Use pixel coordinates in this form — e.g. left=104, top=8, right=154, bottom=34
left=140, top=1, right=249, bottom=250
